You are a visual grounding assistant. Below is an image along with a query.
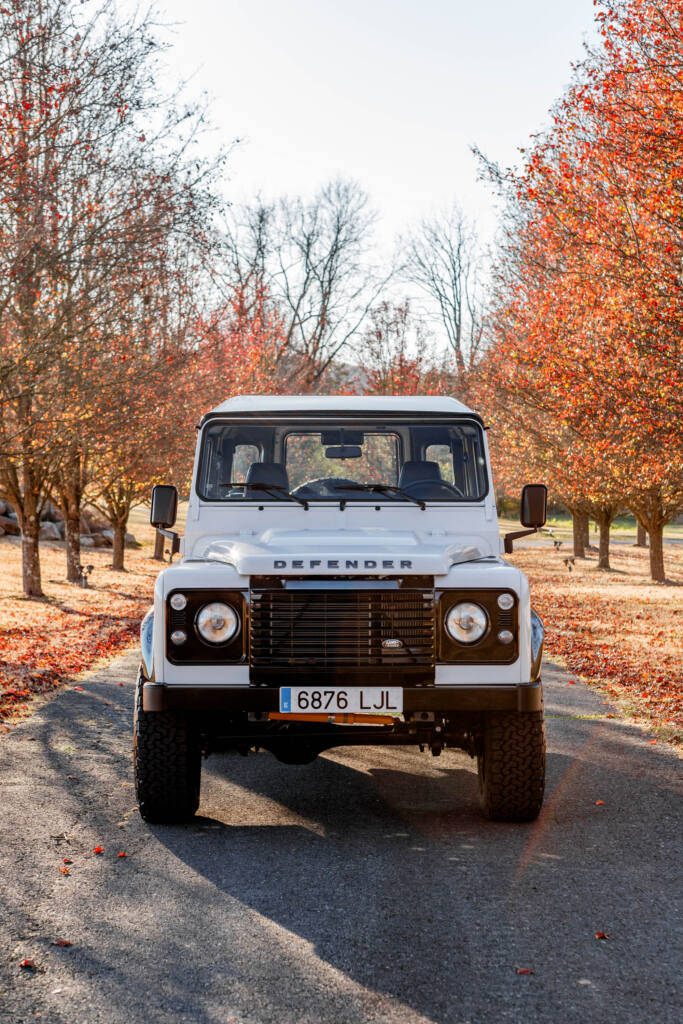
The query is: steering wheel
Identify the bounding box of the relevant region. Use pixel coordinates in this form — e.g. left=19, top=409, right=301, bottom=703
left=401, top=479, right=466, bottom=498
left=292, top=477, right=360, bottom=498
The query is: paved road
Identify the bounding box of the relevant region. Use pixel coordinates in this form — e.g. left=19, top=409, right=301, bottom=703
left=1, top=654, right=681, bottom=1024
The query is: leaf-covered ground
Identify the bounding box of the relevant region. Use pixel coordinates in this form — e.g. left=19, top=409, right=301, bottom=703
left=509, top=543, right=683, bottom=744
left=1, top=536, right=681, bottom=743
left=0, top=539, right=157, bottom=727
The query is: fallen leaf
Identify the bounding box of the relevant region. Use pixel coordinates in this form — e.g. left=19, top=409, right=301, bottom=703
left=118, top=682, right=124, bottom=687
left=62, top=857, right=72, bottom=864
left=59, top=866, right=70, bottom=876
left=51, top=940, right=72, bottom=947
left=595, top=932, right=609, bottom=940
left=649, top=739, right=657, bottom=744
left=568, top=679, right=576, bottom=685
left=92, top=845, right=103, bottom=854
left=516, top=967, right=534, bottom=974
left=19, top=958, right=37, bottom=970
left=74, top=686, right=83, bottom=691
left=595, top=800, right=604, bottom=805
left=117, top=851, right=128, bottom=858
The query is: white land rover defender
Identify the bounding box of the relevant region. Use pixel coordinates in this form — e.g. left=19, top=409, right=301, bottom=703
left=135, top=395, right=547, bottom=824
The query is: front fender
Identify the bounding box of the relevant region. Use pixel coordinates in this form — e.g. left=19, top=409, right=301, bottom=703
left=140, top=608, right=155, bottom=681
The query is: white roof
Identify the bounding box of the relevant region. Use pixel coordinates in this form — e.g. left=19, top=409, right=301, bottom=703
left=207, top=394, right=474, bottom=416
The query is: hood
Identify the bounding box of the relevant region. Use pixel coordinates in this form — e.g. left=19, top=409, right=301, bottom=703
left=189, top=528, right=490, bottom=576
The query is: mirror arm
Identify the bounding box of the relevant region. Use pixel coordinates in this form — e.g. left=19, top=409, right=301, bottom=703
left=157, top=527, right=180, bottom=555
left=504, top=527, right=538, bottom=554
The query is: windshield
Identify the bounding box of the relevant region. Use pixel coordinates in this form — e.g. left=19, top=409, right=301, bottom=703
left=197, top=418, right=488, bottom=502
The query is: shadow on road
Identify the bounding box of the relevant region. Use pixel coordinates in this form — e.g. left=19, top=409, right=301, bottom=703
left=2, top=663, right=681, bottom=1024
left=147, top=732, right=680, bottom=1024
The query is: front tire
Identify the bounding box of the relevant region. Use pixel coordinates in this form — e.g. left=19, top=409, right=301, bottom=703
left=477, top=711, right=545, bottom=822
left=133, top=670, right=201, bottom=823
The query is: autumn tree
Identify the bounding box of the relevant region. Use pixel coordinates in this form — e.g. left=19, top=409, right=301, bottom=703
left=355, top=300, right=451, bottom=396
left=0, top=0, right=223, bottom=592
left=478, top=0, right=683, bottom=581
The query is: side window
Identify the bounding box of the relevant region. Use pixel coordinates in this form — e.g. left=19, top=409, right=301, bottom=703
left=232, top=444, right=260, bottom=481
left=425, top=444, right=455, bottom=484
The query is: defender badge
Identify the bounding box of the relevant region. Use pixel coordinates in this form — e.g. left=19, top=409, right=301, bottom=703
left=382, top=639, right=404, bottom=649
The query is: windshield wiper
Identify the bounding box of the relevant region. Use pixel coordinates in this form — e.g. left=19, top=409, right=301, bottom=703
left=220, top=481, right=309, bottom=510
left=333, top=482, right=426, bottom=511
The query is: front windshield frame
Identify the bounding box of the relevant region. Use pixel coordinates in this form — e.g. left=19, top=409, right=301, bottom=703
left=195, top=414, right=490, bottom=503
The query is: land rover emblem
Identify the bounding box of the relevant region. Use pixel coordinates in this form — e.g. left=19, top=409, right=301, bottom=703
left=381, top=639, right=404, bottom=649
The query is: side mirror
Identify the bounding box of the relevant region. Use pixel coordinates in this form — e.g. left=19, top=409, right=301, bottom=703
left=520, top=484, right=547, bottom=529
left=150, top=485, right=178, bottom=529
left=504, top=482, right=547, bottom=554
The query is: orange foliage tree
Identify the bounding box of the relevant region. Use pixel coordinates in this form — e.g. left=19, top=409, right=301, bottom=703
left=0, top=0, right=224, bottom=590
left=478, top=0, right=683, bottom=581
left=357, top=301, right=452, bottom=396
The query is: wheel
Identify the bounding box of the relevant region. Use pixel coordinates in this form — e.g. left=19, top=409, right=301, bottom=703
left=133, top=669, right=201, bottom=823
left=477, top=711, right=545, bottom=822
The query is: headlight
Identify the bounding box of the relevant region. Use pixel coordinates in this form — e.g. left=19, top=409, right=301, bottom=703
left=445, top=602, right=489, bottom=644
left=195, top=602, right=239, bottom=645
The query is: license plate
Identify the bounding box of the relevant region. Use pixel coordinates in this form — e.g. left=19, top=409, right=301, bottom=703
left=279, top=686, right=403, bottom=715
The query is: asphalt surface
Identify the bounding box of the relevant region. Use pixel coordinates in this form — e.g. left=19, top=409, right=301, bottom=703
left=1, top=654, right=681, bottom=1024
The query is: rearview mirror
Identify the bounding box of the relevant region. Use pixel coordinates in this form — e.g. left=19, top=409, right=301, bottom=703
left=150, top=484, right=178, bottom=528
left=321, top=430, right=364, bottom=445
left=520, top=484, right=547, bottom=529
left=325, top=445, right=362, bottom=459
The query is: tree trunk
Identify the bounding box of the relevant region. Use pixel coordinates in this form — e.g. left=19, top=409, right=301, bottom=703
left=21, top=512, right=43, bottom=598
left=153, top=529, right=165, bottom=561
left=597, top=515, right=611, bottom=570
left=635, top=521, right=647, bottom=547
left=57, top=454, right=83, bottom=583
left=583, top=517, right=590, bottom=550
left=572, top=510, right=588, bottom=558
left=648, top=522, right=665, bottom=583
left=64, top=509, right=81, bottom=582
left=112, top=519, right=128, bottom=571
left=19, top=465, right=43, bottom=598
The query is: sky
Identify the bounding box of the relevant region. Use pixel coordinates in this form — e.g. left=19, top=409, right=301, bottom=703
left=153, top=0, right=599, bottom=250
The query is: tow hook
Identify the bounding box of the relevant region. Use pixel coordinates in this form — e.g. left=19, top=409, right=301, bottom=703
left=414, top=716, right=444, bottom=756
left=431, top=724, right=444, bottom=757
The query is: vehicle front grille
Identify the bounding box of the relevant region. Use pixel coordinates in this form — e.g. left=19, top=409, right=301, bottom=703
left=250, top=588, right=435, bottom=670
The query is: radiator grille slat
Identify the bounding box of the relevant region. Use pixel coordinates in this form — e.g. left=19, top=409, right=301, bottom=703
left=250, top=590, right=435, bottom=667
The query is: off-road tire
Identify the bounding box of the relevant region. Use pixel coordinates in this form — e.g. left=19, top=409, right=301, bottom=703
left=133, top=670, right=201, bottom=824
left=477, top=711, right=545, bottom=822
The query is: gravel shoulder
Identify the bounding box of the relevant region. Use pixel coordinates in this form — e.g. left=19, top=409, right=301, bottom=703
left=1, top=653, right=681, bottom=1024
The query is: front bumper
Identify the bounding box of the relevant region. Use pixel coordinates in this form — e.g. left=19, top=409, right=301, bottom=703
left=142, top=682, right=543, bottom=714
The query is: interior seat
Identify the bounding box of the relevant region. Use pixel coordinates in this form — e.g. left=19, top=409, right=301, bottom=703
left=245, top=462, right=290, bottom=493
left=398, top=460, right=446, bottom=499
